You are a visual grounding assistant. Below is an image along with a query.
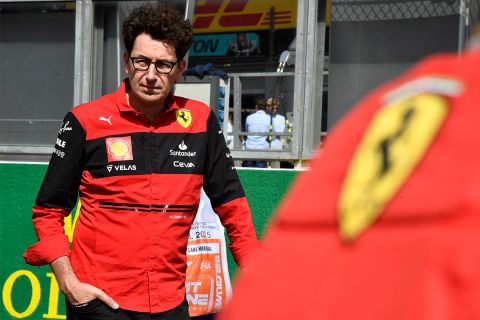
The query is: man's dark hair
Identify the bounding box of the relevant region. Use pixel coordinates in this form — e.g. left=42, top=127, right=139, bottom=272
left=255, top=97, right=266, bottom=110
left=122, top=3, right=193, bottom=60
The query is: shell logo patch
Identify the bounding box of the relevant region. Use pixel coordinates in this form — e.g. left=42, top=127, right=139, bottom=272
left=176, top=109, right=192, bottom=128
left=106, top=136, right=133, bottom=162
left=338, top=93, right=449, bottom=241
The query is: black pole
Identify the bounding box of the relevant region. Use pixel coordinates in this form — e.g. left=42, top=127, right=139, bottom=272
left=268, top=6, right=275, bottom=66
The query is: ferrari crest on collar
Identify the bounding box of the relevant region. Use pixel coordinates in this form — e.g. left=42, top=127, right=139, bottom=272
left=338, top=93, right=449, bottom=241
left=176, top=109, right=192, bottom=128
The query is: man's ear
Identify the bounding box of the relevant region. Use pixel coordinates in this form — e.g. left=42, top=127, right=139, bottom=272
left=123, top=52, right=130, bottom=75
left=175, top=59, right=187, bottom=82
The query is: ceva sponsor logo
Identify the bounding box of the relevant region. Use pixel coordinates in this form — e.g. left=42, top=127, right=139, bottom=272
left=174, top=161, right=195, bottom=168
left=106, top=164, right=137, bottom=172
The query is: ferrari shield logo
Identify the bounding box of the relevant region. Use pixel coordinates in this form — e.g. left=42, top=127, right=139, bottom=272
left=176, top=110, right=192, bottom=128
left=338, top=93, right=449, bottom=241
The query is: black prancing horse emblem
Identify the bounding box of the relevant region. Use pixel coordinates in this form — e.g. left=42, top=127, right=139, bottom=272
left=377, top=107, right=415, bottom=177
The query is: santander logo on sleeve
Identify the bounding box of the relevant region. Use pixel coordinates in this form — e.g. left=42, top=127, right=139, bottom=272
left=106, top=136, right=133, bottom=162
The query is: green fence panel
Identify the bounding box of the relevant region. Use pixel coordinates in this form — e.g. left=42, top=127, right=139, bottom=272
left=0, top=163, right=298, bottom=319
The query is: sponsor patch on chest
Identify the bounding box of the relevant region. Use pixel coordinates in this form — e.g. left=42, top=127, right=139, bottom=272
left=176, top=109, right=192, bottom=128
left=105, top=136, right=133, bottom=162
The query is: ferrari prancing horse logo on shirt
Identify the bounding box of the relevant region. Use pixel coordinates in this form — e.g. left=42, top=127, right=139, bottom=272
left=338, top=93, right=449, bottom=241
left=176, top=109, right=192, bottom=128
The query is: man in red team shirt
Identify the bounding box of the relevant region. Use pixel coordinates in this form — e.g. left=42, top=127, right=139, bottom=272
left=24, top=3, right=258, bottom=320
left=221, top=6, right=480, bottom=320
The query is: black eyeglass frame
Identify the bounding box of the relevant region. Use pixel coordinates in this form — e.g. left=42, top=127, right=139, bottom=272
left=129, top=56, right=178, bottom=74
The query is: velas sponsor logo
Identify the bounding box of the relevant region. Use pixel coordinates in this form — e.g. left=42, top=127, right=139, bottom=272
left=176, top=109, right=192, bottom=128
left=106, top=164, right=137, bottom=172
left=170, top=140, right=197, bottom=157
left=106, top=136, right=133, bottom=162
left=58, top=121, right=72, bottom=135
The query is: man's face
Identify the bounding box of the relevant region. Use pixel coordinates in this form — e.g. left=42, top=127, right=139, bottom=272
left=267, top=103, right=278, bottom=115
left=123, top=33, right=186, bottom=108
left=266, top=104, right=273, bottom=114
left=238, top=34, right=248, bottom=48
left=272, top=103, right=279, bottom=115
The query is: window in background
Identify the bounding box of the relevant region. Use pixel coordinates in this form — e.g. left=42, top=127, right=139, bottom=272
left=0, top=2, right=75, bottom=148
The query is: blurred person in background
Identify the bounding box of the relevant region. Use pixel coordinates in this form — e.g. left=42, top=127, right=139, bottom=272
left=266, top=97, right=286, bottom=168
left=227, top=32, right=259, bottom=57
left=243, top=97, right=270, bottom=168
left=220, top=2, right=480, bottom=319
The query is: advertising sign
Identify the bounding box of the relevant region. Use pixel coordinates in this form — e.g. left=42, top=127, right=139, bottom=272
left=193, top=0, right=297, bottom=33
left=189, top=32, right=260, bottom=57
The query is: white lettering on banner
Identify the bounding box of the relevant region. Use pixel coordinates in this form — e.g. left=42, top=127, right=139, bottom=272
left=187, top=293, right=209, bottom=306
left=215, top=255, right=223, bottom=308
left=186, top=280, right=210, bottom=306
left=186, top=281, right=201, bottom=293
left=201, top=261, right=212, bottom=271
left=215, top=276, right=223, bottom=308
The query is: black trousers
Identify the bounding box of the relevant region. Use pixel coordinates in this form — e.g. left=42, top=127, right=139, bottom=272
left=66, top=298, right=190, bottom=320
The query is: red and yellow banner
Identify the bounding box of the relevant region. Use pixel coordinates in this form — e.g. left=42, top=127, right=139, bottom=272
left=193, top=0, right=297, bottom=33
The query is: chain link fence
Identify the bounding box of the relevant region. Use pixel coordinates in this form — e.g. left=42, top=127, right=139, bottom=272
left=467, top=0, right=480, bottom=36
left=331, top=0, right=461, bottom=21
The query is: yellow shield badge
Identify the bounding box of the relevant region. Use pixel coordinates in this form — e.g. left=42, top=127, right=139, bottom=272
left=338, top=93, right=449, bottom=241
left=176, top=109, right=192, bottom=128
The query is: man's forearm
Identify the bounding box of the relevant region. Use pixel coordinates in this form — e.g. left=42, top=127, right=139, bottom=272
left=50, top=256, right=79, bottom=296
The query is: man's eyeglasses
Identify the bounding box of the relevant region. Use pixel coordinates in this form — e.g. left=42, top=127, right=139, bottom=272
left=129, top=57, right=177, bottom=74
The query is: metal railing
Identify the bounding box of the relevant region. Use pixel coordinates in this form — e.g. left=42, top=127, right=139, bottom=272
left=228, top=72, right=295, bottom=161
left=0, top=0, right=326, bottom=167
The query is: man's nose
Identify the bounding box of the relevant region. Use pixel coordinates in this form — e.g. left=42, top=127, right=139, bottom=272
left=146, top=63, right=157, bottom=80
